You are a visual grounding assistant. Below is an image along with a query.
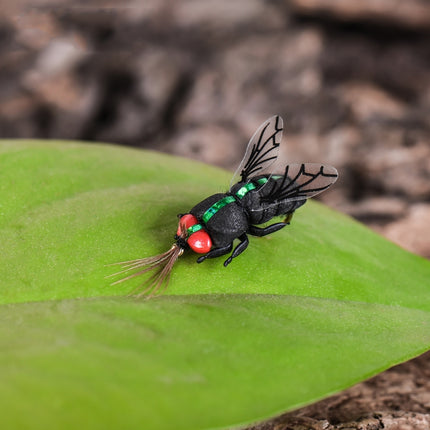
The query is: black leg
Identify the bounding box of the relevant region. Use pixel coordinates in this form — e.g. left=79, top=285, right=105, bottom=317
left=284, top=212, right=294, bottom=224
left=223, top=234, right=249, bottom=267
left=248, top=222, right=286, bottom=237
left=197, top=243, right=233, bottom=263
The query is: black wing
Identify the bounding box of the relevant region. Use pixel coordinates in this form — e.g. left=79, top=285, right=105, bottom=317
left=230, top=115, right=283, bottom=189
left=260, top=163, right=338, bottom=203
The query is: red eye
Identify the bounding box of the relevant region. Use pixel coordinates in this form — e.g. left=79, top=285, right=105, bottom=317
left=188, top=231, right=212, bottom=254
left=177, top=214, right=198, bottom=236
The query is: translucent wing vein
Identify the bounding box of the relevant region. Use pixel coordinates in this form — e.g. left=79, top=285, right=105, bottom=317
left=230, top=115, right=283, bottom=189
left=261, top=163, right=338, bottom=203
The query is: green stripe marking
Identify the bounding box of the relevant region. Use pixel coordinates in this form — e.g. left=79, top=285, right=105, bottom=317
left=201, top=177, right=272, bottom=224
left=202, top=196, right=236, bottom=223
left=187, top=224, right=203, bottom=235
left=236, top=182, right=256, bottom=198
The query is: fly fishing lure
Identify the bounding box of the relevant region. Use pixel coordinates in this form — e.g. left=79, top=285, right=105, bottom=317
left=109, top=115, right=338, bottom=297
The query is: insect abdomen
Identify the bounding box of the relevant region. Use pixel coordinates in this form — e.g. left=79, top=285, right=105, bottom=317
left=245, top=175, right=306, bottom=224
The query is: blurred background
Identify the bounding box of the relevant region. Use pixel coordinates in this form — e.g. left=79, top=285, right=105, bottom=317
left=2, top=2, right=430, bottom=428
left=1, top=0, right=429, bottom=258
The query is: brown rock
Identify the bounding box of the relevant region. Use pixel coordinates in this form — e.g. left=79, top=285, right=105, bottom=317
left=166, top=124, right=241, bottom=170
left=340, top=197, right=407, bottom=226
left=173, top=0, right=284, bottom=32
left=365, top=141, right=430, bottom=200
left=336, top=83, right=406, bottom=123
left=381, top=204, right=430, bottom=258
left=289, top=0, right=430, bottom=29
left=10, top=9, right=61, bottom=50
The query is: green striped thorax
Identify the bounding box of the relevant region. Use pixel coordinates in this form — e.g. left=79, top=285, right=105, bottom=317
left=186, top=177, right=271, bottom=237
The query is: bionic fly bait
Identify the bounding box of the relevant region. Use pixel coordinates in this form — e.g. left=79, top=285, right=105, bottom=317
left=110, top=115, right=338, bottom=297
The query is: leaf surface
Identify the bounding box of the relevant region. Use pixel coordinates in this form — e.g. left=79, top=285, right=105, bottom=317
left=1, top=141, right=429, bottom=429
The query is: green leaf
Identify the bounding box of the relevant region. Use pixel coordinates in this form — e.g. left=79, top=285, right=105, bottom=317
left=1, top=140, right=430, bottom=430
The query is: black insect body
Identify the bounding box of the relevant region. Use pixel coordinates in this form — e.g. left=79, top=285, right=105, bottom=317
left=188, top=174, right=308, bottom=267
left=110, top=115, right=338, bottom=296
